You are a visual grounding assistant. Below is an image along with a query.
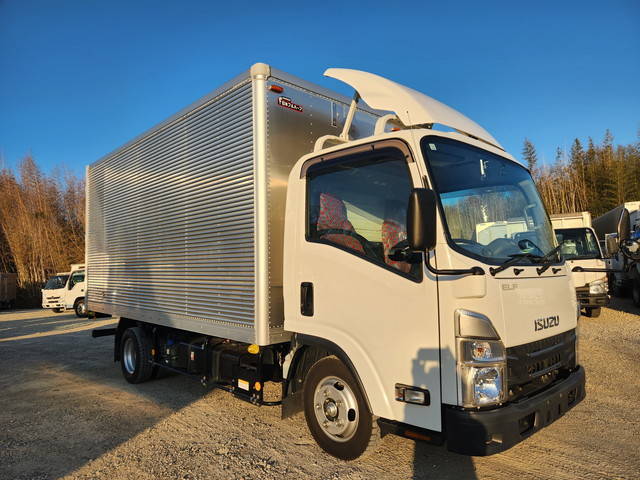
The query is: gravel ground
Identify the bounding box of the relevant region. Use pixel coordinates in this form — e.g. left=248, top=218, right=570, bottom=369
left=0, top=300, right=639, bottom=480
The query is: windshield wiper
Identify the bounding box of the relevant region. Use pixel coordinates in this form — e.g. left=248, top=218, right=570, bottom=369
left=535, top=243, right=564, bottom=275
left=489, top=253, right=540, bottom=276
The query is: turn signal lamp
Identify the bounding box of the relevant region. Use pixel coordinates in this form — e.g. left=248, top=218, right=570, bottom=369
left=247, top=344, right=260, bottom=354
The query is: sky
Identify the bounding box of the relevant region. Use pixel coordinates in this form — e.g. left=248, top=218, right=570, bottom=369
left=1, top=0, right=639, bottom=176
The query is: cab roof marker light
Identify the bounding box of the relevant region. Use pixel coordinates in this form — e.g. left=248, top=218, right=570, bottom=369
left=268, top=84, right=284, bottom=93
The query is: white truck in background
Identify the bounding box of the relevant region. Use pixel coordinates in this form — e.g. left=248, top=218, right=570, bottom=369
left=551, top=212, right=608, bottom=317
left=42, top=263, right=87, bottom=317
left=87, top=63, right=589, bottom=460
left=593, top=202, right=640, bottom=306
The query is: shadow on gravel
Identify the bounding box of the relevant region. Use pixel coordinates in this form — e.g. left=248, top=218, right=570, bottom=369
left=0, top=312, right=484, bottom=480
left=0, top=312, right=97, bottom=338
left=605, top=296, right=640, bottom=315
left=408, top=348, right=478, bottom=480
left=0, top=312, right=210, bottom=480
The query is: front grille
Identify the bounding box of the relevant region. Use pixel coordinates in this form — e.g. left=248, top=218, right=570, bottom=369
left=507, top=329, right=576, bottom=402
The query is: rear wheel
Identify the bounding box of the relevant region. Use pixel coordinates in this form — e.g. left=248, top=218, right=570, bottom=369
left=74, top=298, right=87, bottom=318
left=584, top=307, right=601, bottom=318
left=303, top=356, right=380, bottom=460
left=120, top=327, right=155, bottom=384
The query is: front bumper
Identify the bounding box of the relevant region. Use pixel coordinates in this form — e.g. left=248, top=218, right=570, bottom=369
left=575, top=286, right=609, bottom=308
left=43, top=301, right=64, bottom=309
left=444, top=366, right=585, bottom=456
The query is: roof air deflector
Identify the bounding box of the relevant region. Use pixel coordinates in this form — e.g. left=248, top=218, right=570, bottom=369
left=324, top=68, right=503, bottom=150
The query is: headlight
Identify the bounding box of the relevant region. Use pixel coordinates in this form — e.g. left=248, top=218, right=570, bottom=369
left=588, top=279, right=607, bottom=295
left=457, top=335, right=507, bottom=408
left=460, top=365, right=506, bottom=407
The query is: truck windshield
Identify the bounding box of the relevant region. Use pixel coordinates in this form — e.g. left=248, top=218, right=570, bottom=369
left=554, top=228, right=601, bottom=260
left=44, top=275, right=68, bottom=289
left=421, top=136, right=556, bottom=265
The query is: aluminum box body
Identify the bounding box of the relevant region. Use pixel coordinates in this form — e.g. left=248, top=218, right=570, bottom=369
left=86, top=64, right=379, bottom=345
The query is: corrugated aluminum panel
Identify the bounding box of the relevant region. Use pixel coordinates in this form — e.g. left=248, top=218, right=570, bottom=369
left=87, top=64, right=383, bottom=345
left=88, top=79, right=258, bottom=342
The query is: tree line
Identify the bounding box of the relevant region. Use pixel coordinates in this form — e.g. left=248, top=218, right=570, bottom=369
left=0, top=156, right=84, bottom=305
left=523, top=130, right=640, bottom=216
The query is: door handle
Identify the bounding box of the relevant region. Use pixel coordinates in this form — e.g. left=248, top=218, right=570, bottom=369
left=300, top=282, right=314, bottom=317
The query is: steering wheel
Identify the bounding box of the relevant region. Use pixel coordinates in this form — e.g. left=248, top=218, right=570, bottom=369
left=317, top=229, right=380, bottom=260
left=484, top=238, right=520, bottom=257
left=452, top=238, right=483, bottom=247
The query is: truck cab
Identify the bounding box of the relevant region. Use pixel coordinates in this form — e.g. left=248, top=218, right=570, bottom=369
left=551, top=213, right=609, bottom=317
left=42, top=264, right=87, bottom=317
left=594, top=203, right=640, bottom=306
left=283, top=69, right=584, bottom=456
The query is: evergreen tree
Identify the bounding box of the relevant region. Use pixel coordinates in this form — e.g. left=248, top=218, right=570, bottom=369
left=522, top=138, right=538, bottom=179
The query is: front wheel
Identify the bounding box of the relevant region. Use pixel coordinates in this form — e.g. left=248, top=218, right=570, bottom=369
left=74, top=298, right=87, bottom=317
left=303, top=356, right=380, bottom=460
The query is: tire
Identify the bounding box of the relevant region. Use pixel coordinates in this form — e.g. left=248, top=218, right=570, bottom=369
left=74, top=298, right=87, bottom=318
left=52, top=308, right=64, bottom=313
left=303, top=355, right=380, bottom=460
left=584, top=307, right=601, bottom=318
left=120, top=327, right=155, bottom=384
left=632, top=281, right=640, bottom=308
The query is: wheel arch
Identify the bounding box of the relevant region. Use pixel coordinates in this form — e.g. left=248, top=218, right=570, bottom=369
left=282, top=334, right=377, bottom=418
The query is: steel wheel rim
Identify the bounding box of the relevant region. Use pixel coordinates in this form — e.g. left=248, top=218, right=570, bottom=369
left=123, top=337, right=137, bottom=374
left=78, top=301, right=86, bottom=315
left=313, top=376, right=359, bottom=442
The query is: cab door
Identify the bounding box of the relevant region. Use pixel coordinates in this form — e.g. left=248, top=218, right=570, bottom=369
left=65, top=270, right=85, bottom=308
left=285, top=140, right=442, bottom=431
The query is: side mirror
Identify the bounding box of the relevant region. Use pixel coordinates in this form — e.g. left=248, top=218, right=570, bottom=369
left=617, top=208, right=631, bottom=242
left=407, top=188, right=437, bottom=251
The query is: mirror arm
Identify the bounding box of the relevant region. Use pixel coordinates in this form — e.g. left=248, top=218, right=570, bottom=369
left=424, top=253, right=485, bottom=276
left=571, top=266, right=621, bottom=273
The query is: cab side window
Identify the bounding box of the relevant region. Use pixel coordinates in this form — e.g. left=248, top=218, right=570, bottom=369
left=69, top=271, right=85, bottom=289
left=306, top=147, right=419, bottom=279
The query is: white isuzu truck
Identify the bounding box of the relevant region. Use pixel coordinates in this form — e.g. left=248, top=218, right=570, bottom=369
left=87, top=64, right=588, bottom=460
left=551, top=212, right=609, bottom=317
left=42, top=263, right=87, bottom=317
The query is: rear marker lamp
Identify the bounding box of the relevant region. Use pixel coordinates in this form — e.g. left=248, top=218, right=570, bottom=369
left=395, top=384, right=430, bottom=406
